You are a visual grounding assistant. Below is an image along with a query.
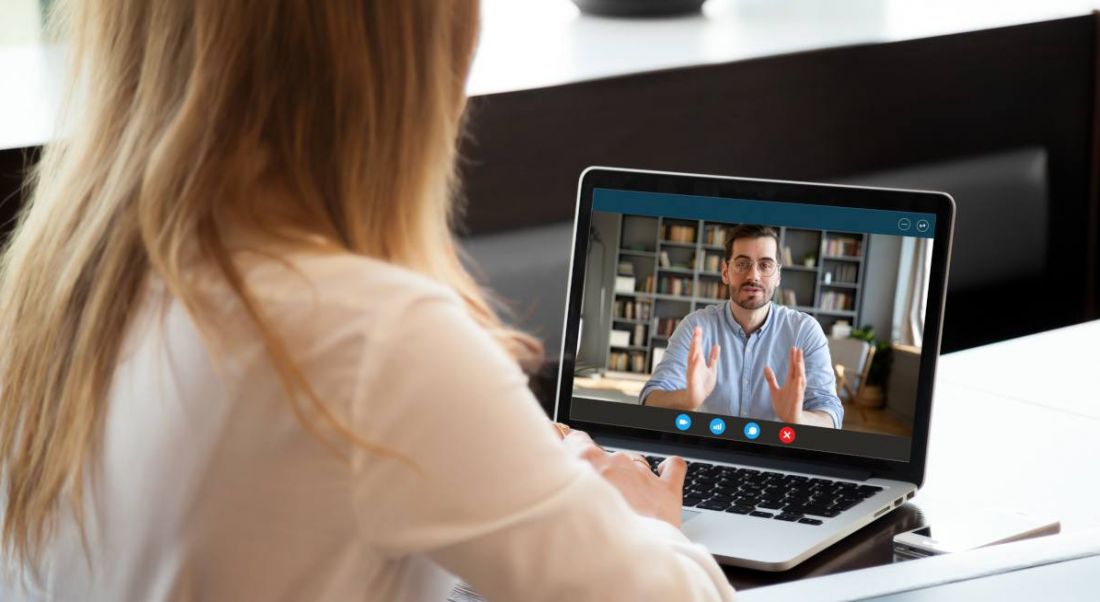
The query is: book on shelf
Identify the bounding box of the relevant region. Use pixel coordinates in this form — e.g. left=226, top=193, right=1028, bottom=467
left=617, top=261, right=634, bottom=276
left=703, top=224, right=727, bottom=247
left=782, top=245, right=794, bottom=267
left=820, top=291, right=854, bottom=311
left=698, top=281, right=728, bottom=300
left=614, top=299, right=652, bottom=321
left=657, top=275, right=693, bottom=297
left=773, top=288, right=797, bottom=306
left=661, top=224, right=697, bottom=243
left=824, top=237, right=862, bottom=257
left=632, top=324, right=646, bottom=346
left=703, top=253, right=722, bottom=273
left=659, top=250, right=671, bottom=268
left=823, top=263, right=859, bottom=284
left=656, top=317, right=680, bottom=337
left=608, top=350, right=647, bottom=373
left=614, top=299, right=628, bottom=320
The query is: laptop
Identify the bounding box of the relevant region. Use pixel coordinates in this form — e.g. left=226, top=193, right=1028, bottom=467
left=555, top=167, right=955, bottom=571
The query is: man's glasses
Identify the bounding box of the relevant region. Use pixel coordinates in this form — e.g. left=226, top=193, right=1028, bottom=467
left=729, top=258, right=779, bottom=277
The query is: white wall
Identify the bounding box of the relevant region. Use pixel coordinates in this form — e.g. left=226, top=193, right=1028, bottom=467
left=0, top=0, right=42, bottom=46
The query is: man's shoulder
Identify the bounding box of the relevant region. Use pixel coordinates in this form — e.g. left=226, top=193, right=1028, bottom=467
left=771, top=303, right=811, bottom=323
left=683, top=303, right=726, bottom=327
left=771, top=304, right=826, bottom=336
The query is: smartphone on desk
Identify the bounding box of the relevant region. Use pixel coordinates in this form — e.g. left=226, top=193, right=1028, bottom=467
left=893, top=506, right=1060, bottom=560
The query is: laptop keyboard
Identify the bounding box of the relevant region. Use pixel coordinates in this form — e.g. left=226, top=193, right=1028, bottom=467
left=644, top=456, right=883, bottom=526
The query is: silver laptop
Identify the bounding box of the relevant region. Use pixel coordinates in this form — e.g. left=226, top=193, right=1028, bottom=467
left=555, top=167, right=954, bottom=571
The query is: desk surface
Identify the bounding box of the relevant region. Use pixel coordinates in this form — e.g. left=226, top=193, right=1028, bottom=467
left=4, top=0, right=1100, bottom=151
left=725, top=320, right=1100, bottom=589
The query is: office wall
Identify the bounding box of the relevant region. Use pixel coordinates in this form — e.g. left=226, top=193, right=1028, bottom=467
left=861, top=234, right=903, bottom=343
left=574, top=211, right=620, bottom=370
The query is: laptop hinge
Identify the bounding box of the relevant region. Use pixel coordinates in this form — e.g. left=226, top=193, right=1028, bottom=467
left=595, top=435, right=875, bottom=482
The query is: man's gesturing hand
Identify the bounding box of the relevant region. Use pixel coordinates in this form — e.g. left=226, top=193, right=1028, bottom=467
left=686, top=326, right=720, bottom=409
left=763, top=346, right=806, bottom=424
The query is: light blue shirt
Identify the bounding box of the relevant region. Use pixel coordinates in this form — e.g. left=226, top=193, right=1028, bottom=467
left=640, top=301, right=843, bottom=428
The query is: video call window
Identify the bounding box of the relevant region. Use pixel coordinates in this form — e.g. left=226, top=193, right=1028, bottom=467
left=572, top=210, right=933, bottom=448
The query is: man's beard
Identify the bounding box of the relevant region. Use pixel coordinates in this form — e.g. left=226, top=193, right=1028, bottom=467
left=731, top=281, right=772, bottom=310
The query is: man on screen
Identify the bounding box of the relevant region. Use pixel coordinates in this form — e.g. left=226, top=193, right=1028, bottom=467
left=640, top=225, right=843, bottom=428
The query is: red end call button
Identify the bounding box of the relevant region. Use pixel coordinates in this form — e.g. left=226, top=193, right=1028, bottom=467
left=778, top=426, right=797, bottom=444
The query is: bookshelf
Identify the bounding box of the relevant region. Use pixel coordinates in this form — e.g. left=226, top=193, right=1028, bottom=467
left=606, top=215, right=869, bottom=375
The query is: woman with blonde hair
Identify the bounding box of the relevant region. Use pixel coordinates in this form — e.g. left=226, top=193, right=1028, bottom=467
left=0, top=1, right=733, bottom=600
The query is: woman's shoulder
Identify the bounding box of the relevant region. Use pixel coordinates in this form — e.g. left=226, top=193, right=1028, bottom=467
left=242, top=250, right=460, bottom=313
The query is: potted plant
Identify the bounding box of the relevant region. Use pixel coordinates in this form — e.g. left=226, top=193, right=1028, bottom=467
left=849, top=325, right=891, bottom=408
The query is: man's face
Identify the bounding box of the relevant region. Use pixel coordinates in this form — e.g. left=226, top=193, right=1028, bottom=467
left=721, top=236, right=781, bottom=310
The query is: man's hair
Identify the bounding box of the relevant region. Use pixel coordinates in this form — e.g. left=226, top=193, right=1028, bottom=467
left=723, top=224, right=781, bottom=261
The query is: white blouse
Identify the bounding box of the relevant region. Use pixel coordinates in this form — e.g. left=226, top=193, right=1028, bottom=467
left=2, top=250, right=734, bottom=601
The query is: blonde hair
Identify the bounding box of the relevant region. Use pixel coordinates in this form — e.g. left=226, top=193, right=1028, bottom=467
left=0, top=0, right=541, bottom=567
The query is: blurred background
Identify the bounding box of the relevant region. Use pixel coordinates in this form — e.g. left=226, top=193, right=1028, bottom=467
left=3, top=0, right=1099, bottom=416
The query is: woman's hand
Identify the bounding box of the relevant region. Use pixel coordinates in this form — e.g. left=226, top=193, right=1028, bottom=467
left=560, top=429, right=687, bottom=528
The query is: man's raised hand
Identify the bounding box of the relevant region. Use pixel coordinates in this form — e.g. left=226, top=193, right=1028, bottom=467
left=763, top=346, right=806, bottom=424
left=686, top=326, right=720, bottom=409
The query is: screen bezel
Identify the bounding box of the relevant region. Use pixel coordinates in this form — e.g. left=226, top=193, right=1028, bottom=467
left=555, top=166, right=955, bottom=487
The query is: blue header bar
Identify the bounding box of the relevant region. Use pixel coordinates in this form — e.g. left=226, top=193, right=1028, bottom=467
left=592, top=188, right=936, bottom=238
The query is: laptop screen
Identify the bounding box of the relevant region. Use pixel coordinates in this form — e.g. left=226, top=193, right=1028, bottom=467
left=566, top=183, right=943, bottom=464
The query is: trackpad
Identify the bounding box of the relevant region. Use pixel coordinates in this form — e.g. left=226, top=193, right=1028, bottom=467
left=681, top=509, right=702, bottom=525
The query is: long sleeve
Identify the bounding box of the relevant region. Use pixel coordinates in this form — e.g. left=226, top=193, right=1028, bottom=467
left=798, top=322, right=845, bottom=428
left=639, top=313, right=697, bottom=405
left=349, top=294, right=734, bottom=601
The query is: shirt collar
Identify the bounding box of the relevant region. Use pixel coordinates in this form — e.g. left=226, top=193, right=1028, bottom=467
left=723, top=300, right=774, bottom=338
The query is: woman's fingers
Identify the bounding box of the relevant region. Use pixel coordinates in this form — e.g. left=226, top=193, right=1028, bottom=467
left=550, top=421, right=571, bottom=440
left=562, top=430, right=603, bottom=461
left=656, top=456, right=687, bottom=488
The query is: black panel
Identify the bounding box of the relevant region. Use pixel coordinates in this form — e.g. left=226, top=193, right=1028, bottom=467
left=458, top=16, right=1099, bottom=352
left=0, top=146, right=37, bottom=245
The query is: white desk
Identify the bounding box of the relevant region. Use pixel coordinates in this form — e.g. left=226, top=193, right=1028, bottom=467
left=936, top=319, right=1100, bottom=420
left=734, top=320, right=1100, bottom=598
left=915, top=320, right=1100, bottom=531
left=720, top=320, right=1100, bottom=591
